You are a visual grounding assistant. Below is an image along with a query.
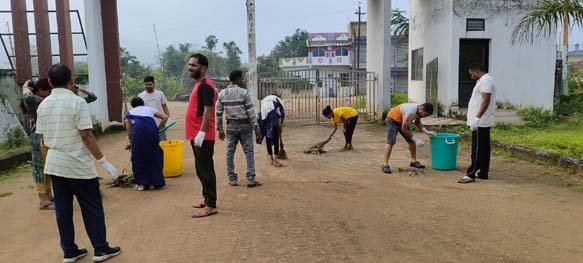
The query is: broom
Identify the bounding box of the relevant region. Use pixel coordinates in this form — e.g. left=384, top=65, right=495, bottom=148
left=277, top=127, right=288, bottom=159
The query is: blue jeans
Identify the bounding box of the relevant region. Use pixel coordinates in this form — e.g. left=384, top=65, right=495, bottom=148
left=226, top=124, right=256, bottom=183
left=50, top=175, right=109, bottom=254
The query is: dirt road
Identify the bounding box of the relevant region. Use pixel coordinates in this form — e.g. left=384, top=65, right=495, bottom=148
left=1, top=102, right=583, bottom=262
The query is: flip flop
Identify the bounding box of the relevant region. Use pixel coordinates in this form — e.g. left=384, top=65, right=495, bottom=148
left=192, top=203, right=206, bottom=208
left=191, top=209, right=218, bottom=218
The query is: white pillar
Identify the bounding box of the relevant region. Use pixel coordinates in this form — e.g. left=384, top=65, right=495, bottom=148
left=246, top=0, right=259, bottom=102
left=84, top=0, right=109, bottom=128
left=367, top=0, right=391, bottom=116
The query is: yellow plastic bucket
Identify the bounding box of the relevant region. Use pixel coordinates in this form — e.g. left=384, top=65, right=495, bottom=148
left=159, top=140, right=184, bottom=177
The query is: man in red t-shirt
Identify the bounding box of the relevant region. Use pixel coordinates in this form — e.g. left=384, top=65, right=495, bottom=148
left=185, top=53, right=218, bottom=218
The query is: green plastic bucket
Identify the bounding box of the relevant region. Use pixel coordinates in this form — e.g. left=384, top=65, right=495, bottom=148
left=429, top=133, right=460, bottom=170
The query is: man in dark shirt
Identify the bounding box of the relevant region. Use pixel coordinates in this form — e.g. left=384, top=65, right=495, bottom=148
left=184, top=53, right=218, bottom=218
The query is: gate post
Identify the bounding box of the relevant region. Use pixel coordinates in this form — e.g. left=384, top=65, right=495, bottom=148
left=366, top=0, right=391, bottom=116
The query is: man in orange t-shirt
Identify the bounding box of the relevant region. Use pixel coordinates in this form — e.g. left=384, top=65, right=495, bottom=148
left=382, top=103, right=435, bottom=174
left=185, top=53, right=218, bottom=218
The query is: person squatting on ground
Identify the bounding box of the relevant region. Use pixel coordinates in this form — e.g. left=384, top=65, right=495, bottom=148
left=185, top=53, right=219, bottom=218
left=21, top=79, right=53, bottom=209
left=382, top=102, right=435, bottom=174
left=216, top=70, right=262, bottom=188
left=125, top=97, right=168, bottom=191
left=139, top=75, right=170, bottom=140
left=258, top=94, right=286, bottom=167
left=458, top=64, right=496, bottom=184
left=36, top=64, right=121, bottom=262
left=322, top=106, right=359, bottom=151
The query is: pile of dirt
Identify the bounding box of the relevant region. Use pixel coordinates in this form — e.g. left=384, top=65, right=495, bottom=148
left=397, top=168, right=425, bottom=176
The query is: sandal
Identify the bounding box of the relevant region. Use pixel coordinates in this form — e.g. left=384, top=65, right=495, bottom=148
left=273, top=162, right=283, bottom=167
left=39, top=201, right=55, bottom=210
left=228, top=181, right=238, bottom=186
left=382, top=165, right=392, bottom=174
left=457, top=176, right=475, bottom=184
left=136, top=185, right=145, bottom=191
left=191, top=208, right=218, bottom=218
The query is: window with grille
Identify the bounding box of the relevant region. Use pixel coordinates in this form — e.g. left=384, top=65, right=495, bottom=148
left=411, top=48, right=423, bottom=81
left=466, top=19, right=485, bottom=31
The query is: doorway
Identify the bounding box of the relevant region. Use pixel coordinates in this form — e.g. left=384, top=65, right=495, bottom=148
left=458, top=39, right=489, bottom=108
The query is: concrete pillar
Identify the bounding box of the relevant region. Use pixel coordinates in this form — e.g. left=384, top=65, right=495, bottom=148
left=56, top=0, right=74, bottom=73
left=366, top=0, right=391, bottom=116
left=10, top=0, right=32, bottom=83
left=246, top=0, right=258, bottom=102
left=101, top=0, right=123, bottom=123
left=33, top=0, right=52, bottom=79
left=84, top=0, right=109, bottom=127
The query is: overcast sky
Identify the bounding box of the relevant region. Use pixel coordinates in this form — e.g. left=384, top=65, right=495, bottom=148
left=0, top=0, right=579, bottom=68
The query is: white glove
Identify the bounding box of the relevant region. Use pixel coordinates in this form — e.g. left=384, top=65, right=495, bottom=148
left=193, top=131, right=206, bottom=147
left=469, top=117, right=481, bottom=131
left=411, top=136, right=425, bottom=147
left=96, top=156, right=118, bottom=176
left=422, top=127, right=436, bottom=137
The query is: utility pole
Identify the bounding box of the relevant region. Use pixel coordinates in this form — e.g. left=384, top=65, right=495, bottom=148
left=246, top=0, right=258, bottom=102
left=355, top=2, right=366, bottom=71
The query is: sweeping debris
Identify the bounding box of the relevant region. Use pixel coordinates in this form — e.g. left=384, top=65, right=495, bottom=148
left=110, top=173, right=135, bottom=188
left=304, top=140, right=329, bottom=155
left=397, top=167, right=425, bottom=176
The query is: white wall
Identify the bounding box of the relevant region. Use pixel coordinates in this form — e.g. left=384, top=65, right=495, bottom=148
left=409, top=0, right=454, bottom=107
left=84, top=0, right=110, bottom=129
left=451, top=0, right=555, bottom=109
left=409, top=0, right=556, bottom=112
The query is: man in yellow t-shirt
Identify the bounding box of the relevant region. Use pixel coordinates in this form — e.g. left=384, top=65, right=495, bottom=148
left=322, top=106, right=359, bottom=150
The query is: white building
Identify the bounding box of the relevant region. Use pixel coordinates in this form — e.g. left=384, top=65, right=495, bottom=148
left=408, top=0, right=556, bottom=115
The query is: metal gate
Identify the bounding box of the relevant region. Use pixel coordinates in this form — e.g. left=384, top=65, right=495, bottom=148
left=258, top=69, right=377, bottom=126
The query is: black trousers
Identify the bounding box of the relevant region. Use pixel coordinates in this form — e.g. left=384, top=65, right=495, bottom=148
left=51, top=175, right=108, bottom=254
left=266, top=129, right=280, bottom=156
left=466, top=127, right=491, bottom=179
left=190, top=140, right=217, bottom=208
left=344, top=116, right=358, bottom=143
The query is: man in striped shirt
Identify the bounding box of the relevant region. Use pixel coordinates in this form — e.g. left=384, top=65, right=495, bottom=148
left=36, top=64, right=121, bottom=262
left=216, top=70, right=261, bottom=187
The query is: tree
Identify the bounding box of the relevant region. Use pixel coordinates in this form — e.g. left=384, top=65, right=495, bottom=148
left=223, top=41, right=243, bottom=72
left=257, top=29, right=309, bottom=75
left=162, top=44, right=189, bottom=77
left=257, top=55, right=280, bottom=76
left=512, top=0, right=583, bottom=96
left=205, top=35, right=218, bottom=51
left=120, top=47, right=148, bottom=79
left=392, top=9, right=409, bottom=36
left=271, top=29, right=309, bottom=59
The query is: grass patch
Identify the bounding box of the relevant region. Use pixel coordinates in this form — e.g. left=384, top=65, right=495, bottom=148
left=0, top=161, right=31, bottom=181
left=0, top=192, right=12, bottom=198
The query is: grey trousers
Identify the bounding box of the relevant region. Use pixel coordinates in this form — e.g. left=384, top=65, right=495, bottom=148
left=226, top=124, right=256, bottom=182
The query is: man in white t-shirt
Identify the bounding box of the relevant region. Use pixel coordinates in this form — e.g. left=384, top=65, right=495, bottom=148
left=138, top=76, right=170, bottom=140
left=458, top=64, right=496, bottom=184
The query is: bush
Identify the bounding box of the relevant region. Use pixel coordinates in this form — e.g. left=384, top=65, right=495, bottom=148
left=1, top=126, right=28, bottom=150
left=556, top=94, right=583, bottom=117
left=391, top=92, right=408, bottom=106
left=517, top=107, right=556, bottom=128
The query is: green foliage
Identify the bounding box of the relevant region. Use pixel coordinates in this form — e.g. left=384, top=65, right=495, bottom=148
left=512, top=0, right=583, bottom=44
left=162, top=43, right=191, bottom=77
left=556, top=94, right=583, bottom=116
left=491, top=123, right=583, bottom=159
left=1, top=126, right=28, bottom=151
left=223, top=41, right=243, bottom=73
left=392, top=9, right=409, bottom=36
left=391, top=92, right=408, bottom=106
left=517, top=106, right=557, bottom=127
left=258, top=29, right=309, bottom=75
left=204, top=35, right=218, bottom=51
